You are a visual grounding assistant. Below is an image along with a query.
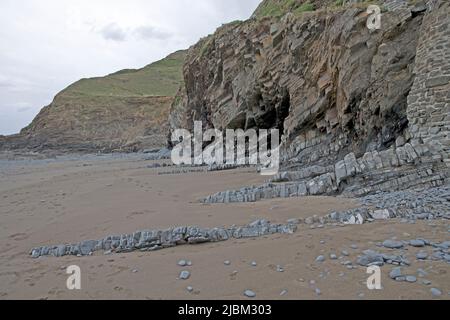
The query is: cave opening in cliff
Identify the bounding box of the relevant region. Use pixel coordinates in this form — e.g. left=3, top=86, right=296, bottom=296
left=276, top=89, right=290, bottom=136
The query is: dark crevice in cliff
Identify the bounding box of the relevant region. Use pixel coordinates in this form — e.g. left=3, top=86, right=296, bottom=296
left=277, top=89, right=291, bottom=134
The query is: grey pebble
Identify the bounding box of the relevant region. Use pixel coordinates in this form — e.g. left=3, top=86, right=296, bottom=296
left=406, top=275, right=417, bottom=283
left=178, top=260, right=187, bottom=267
left=316, top=255, right=325, bottom=263
left=179, top=270, right=191, bottom=280
left=244, top=290, right=256, bottom=298
left=410, top=239, right=425, bottom=247
left=416, top=251, right=428, bottom=260
left=430, top=288, right=442, bottom=297
left=383, top=240, right=404, bottom=249
left=417, top=268, right=428, bottom=277
left=389, top=267, right=403, bottom=279
left=224, top=260, right=231, bottom=266
left=330, top=254, right=338, bottom=260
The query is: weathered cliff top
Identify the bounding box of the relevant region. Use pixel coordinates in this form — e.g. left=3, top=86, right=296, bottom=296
left=252, top=0, right=359, bottom=19
left=59, top=50, right=186, bottom=99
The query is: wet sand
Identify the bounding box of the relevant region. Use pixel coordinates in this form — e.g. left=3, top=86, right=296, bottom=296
left=0, top=155, right=448, bottom=300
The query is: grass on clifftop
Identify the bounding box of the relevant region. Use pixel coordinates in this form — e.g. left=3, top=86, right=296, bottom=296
left=62, top=50, right=186, bottom=98
left=252, top=0, right=382, bottom=19
left=253, top=0, right=317, bottom=18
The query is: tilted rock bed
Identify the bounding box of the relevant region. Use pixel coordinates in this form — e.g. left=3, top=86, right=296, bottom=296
left=202, top=145, right=450, bottom=204
left=202, top=185, right=450, bottom=227
left=320, top=185, right=450, bottom=225
left=30, top=219, right=297, bottom=259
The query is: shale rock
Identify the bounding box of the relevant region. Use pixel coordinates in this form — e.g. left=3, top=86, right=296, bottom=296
left=30, top=219, right=298, bottom=258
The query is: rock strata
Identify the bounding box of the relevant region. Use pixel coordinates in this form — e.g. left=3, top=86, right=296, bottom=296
left=170, top=0, right=450, bottom=201
left=30, top=219, right=297, bottom=258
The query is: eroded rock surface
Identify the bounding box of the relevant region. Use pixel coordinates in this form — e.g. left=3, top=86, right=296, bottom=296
left=169, top=0, right=449, bottom=201
left=30, top=219, right=297, bottom=258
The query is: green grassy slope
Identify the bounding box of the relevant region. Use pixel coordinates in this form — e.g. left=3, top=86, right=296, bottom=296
left=252, top=0, right=316, bottom=18
left=61, top=50, right=186, bottom=98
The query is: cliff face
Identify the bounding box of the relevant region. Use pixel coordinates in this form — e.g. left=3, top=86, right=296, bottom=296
left=1, top=50, right=186, bottom=153
left=171, top=0, right=450, bottom=199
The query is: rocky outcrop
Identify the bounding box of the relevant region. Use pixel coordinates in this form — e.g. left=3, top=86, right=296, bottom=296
left=170, top=0, right=450, bottom=201
left=1, top=50, right=186, bottom=153
left=30, top=219, right=298, bottom=258
left=173, top=3, right=421, bottom=156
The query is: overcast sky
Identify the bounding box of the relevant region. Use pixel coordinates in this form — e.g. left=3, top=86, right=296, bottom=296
left=0, top=0, right=261, bottom=135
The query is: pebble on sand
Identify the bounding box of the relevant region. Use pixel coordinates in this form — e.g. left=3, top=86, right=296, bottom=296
left=382, top=240, right=404, bottom=249
left=416, top=252, right=428, bottom=260
left=224, top=260, right=231, bottom=266
left=410, top=239, right=425, bottom=247
left=430, top=288, right=442, bottom=297
left=179, top=271, right=191, bottom=280
left=316, top=255, right=325, bottom=263
left=389, top=267, right=403, bottom=280
left=244, top=290, right=256, bottom=298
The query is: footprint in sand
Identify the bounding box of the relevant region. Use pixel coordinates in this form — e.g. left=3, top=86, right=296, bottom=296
left=9, top=233, right=29, bottom=241
left=127, top=211, right=145, bottom=219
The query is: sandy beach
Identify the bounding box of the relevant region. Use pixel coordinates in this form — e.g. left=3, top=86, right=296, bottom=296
left=0, top=154, right=448, bottom=300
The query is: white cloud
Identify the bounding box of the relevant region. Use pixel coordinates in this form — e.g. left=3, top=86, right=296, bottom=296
left=133, top=26, right=171, bottom=41
left=0, top=0, right=261, bottom=135
left=98, top=23, right=172, bottom=42
left=100, top=23, right=128, bottom=42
